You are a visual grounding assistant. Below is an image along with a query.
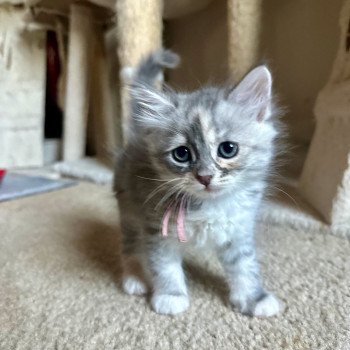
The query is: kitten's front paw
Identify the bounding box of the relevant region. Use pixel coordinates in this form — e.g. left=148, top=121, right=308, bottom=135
left=151, top=294, right=189, bottom=315
left=252, top=293, right=282, bottom=317
left=230, top=292, right=282, bottom=317
left=122, top=275, right=148, bottom=295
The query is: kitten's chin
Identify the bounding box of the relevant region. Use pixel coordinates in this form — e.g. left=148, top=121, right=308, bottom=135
left=204, top=187, right=220, bottom=195
left=189, top=185, right=227, bottom=199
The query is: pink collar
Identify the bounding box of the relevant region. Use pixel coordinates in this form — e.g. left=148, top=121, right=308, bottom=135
left=161, top=197, right=187, bottom=242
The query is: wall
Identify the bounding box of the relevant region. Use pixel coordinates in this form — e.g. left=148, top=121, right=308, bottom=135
left=262, top=0, right=344, bottom=144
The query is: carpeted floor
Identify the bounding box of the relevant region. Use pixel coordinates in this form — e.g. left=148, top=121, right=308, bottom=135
left=0, top=183, right=349, bottom=350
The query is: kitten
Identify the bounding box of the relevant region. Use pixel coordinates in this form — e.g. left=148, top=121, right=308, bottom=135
left=114, top=49, right=282, bottom=316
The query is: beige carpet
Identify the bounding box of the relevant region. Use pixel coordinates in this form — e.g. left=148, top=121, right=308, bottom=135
left=0, top=183, right=349, bottom=350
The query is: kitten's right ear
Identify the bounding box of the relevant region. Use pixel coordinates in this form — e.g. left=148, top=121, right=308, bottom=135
left=129, top=82, right=175, bottom=127
left=228, top=65, right=272, bottom=121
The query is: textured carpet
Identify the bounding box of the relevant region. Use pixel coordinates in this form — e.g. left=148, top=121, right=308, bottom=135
left=0, top=183, right=349, bottom=350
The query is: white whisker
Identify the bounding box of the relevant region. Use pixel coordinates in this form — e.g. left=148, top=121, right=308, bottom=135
left=155, top=182, right=184, bottom=211
left=272, top=186, right=300, bottom=209
left=144, top=178, right=183, bottom=205
left=137, top=176, right=180, bottom=182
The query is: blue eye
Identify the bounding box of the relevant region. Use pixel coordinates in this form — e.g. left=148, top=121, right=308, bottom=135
left=218, top=141, right=239, bottom=159
left=172, top=146, right=191, bottom=163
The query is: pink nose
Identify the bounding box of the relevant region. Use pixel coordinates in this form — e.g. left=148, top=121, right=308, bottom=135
left=196, top=175, right=212, bottom=187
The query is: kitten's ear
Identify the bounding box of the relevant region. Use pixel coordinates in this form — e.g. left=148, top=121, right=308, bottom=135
left=228, top=66, right=272, bottom=121
left=131, top=83, right=173, bottom=111
left=129, top=82, right=175, bottom=126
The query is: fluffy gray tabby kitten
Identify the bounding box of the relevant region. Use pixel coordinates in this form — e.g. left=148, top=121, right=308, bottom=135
left=114, top=49, right=282, bottom=317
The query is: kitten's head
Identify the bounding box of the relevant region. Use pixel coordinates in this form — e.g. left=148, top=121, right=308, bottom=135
left=130, top=65, right=279, bottom=200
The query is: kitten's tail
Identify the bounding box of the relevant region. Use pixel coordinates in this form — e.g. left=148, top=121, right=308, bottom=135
left=120, top=49, right=180, bottom=87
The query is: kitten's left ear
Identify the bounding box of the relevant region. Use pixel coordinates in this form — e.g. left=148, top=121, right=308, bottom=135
left=228, top=65, right=272, bottom=121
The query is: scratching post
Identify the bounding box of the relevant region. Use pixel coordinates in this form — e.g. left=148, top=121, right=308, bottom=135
left=63, top=4, right=94, bottom=161
left=115, top=0, right=163, bottom=137
left=0, top=5, right=46, bottom=168
left=299, top=0, right=350, bottom=233
left=90, top=23, right=117, bottom=161
left=116, top=0, right=263, bottom=134
left=227, top=0, right=262, bottom=80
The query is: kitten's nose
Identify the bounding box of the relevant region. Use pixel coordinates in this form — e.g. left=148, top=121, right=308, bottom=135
left=196, top=175, right=212, bottom=187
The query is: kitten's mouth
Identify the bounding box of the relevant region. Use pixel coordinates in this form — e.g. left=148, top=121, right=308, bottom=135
left=203, top=185, right=221, bottom=193
left=161, top=197, right=187, bottom=242
left=204, top=186, right=215, bottom=192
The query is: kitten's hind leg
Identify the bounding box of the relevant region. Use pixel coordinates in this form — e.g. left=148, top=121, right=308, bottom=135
left=217, top=239, right=282, bottom=317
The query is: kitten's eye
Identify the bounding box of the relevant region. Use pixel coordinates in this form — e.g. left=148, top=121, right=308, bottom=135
left=218, top=141, right=239, bottom=159
left=172, top=146, right=191, bottom=163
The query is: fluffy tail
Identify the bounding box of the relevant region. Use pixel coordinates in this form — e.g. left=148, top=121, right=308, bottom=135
left=121, top=49, right=180, bottom=86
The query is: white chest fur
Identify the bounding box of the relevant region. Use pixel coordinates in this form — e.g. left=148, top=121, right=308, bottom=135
left=182, top=193, right=259, bottom=247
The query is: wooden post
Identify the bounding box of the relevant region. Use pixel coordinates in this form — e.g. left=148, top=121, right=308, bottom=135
left=227, top=0, right=262, bottom=80
left=90, top=24, right=118, bottom=162
left=115, top=0, right=163, bottom=139
left=63, top=4, right=94, bottom=161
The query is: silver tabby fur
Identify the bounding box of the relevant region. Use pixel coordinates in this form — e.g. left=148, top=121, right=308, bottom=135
left=114, top=50, right=283, bottom=316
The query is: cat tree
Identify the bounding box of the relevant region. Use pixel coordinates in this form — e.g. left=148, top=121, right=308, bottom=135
left=299, top=0, right=350, bottom=234
left=25, top=0, right=116, bottom=162
left=116, top=0, right=261, bottom=77
left=0, top=3, right=46, bottom=168
left=0, top=0, right=116, bottom=168
left=116, top=0, right=263, bottom=131
left=0, top=0, right=262, bottom=169
left=52, top=0, right=264, bottom=182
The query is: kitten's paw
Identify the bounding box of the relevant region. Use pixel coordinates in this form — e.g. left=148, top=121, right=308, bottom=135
left=151, top=294, right=189, bottom=315
left=252, top=293, right=282, bottom=317
left=122, top=275, right=148, bottom=295
left=230, top=291, right=282, bottom=317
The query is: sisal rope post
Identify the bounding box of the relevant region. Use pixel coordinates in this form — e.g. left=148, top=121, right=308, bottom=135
left=227, top=0, right=263, bottom=80
left=115, top=0, right=163, bottom=140
left=63, top=4, right=94, bottom=161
